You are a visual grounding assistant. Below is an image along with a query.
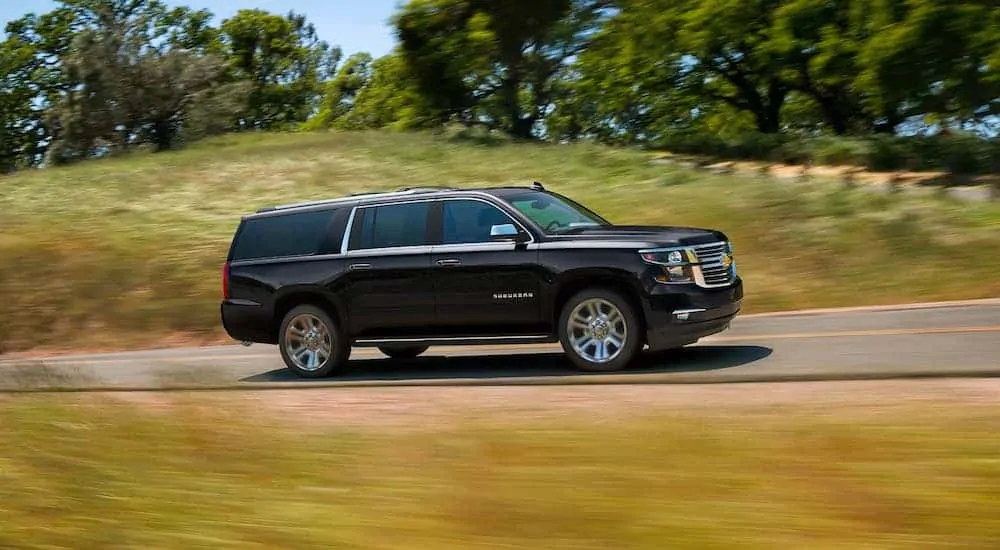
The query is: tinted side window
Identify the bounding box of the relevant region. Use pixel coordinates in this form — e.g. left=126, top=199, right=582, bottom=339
left=351, top=202, right=432, bottom=250
left=231, top=209, right=336, bottom=261
left=442, top=200, right=515, bottom=244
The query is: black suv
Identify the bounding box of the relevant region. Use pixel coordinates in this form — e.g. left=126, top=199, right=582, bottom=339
left=220, top=183, right=743, bottom=377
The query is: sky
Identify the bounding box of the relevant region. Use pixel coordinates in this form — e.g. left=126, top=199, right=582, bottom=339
left=1, top=0, right=401, bottom=58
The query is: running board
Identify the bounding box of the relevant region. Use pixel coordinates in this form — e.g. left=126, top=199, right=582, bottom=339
left=352, top=335, right=557, bottom=347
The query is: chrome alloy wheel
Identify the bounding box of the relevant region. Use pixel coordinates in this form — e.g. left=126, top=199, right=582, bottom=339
left=566, top=297, right=628, bottom=364
left=283, top=312, right=334, bottom=372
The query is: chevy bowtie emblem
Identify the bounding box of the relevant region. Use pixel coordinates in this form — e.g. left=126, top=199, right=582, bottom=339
left=721, top=253, right=733, bottom=269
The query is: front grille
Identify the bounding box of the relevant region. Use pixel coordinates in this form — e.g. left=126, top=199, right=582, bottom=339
left=691, top=241, right=735, bottom=287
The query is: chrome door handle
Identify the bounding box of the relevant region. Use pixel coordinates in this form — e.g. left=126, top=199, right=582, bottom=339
left=436, top=259, right=461, bottom=267
left=348, top=263, right=372, bottom=271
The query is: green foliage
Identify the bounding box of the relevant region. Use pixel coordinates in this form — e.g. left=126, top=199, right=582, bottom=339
left=0, top=1, right=338, bottom=169
left=219, top=9, right=340, bottom=130
left=0, top=34, right=39, bottom=172
left=1, top=0, right=999, bottom=173
left=393, top=0, right=605, bottom=138
left=303, top=52, right=373, bottom=130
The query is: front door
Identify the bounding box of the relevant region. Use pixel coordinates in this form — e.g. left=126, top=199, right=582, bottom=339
left=429, top=198, right=543, bottom=335
left=337, top=200, right=436, bottom=337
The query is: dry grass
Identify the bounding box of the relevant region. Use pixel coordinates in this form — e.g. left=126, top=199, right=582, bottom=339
left=0, top=389, right=998, bottom=549
left=2, top=129, right=999, bottom=354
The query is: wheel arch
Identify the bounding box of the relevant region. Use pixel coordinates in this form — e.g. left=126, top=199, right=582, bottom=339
left=550, top=269, right=647, bottom=340
left=270, top=288, right=345, bottom=343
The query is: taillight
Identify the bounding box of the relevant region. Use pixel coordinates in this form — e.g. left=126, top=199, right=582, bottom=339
left=222, top=261, right=231, bottom=299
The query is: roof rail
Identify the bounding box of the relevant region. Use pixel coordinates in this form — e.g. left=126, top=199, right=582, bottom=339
left=255, top=186, right=459, bottom=214
left=395, top=185, right=458, bottom=193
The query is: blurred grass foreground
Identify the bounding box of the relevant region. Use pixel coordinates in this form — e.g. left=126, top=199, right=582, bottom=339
left=0, top=393, right=998, bottom=549
left=1, top=130, right=1000, bottom=354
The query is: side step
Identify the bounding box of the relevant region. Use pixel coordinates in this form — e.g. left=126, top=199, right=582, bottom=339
left=352, top=335, right=556, bottom=348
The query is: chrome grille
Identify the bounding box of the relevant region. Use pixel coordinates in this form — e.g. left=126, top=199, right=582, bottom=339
left=691, top=241, right=735, bottom=287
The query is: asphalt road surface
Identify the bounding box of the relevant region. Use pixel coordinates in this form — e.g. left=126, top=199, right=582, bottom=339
left=2, top=299, right=999, bottom=391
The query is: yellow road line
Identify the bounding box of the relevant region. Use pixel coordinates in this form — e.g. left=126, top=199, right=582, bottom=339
left=705, top=325, right=1000, bottom=342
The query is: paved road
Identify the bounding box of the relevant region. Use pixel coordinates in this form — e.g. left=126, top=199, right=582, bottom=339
left=2, top=299, right=999, bottom=391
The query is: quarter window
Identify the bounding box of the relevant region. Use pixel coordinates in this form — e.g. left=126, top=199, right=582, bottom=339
left=442, top=200, right=517, bottom=244
left=351, top=201, right=433, bottom=250
left=231, top=209, right=336, bottom=260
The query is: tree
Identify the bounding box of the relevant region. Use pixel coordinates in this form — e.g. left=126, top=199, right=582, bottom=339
left=40, top=0, right=239, bottom=162
left=1, top=6, right=79, bottom=169
left=567, top=0, right=796, bottom=140
left=0, top=35, right=41, bottom=172
left=854, top=0, right=1000, bottom=134
left=767, top=0, right=874, bottom=135
left=346, top=51, right=439, bottom=131
left=393, top=0, right=608, bottom=139
left=304, top=52, right=374, bottom=130
left=219, top=9, right=341, bottom=130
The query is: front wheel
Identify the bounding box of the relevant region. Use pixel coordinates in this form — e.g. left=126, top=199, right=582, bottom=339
left=558, top=288, right=643, bottom=372
left=277, top=304, right=350, bottom=378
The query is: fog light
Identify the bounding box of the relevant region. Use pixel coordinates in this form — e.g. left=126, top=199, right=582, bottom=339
left=673, top=308, right=706, bottom=321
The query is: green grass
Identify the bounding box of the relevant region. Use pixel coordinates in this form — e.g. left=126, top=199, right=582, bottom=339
left=1, top=393, right=998, bottom=549
left=2, top=129, right=999, bottom=353
left=655, top=130, right=1000, bottom=174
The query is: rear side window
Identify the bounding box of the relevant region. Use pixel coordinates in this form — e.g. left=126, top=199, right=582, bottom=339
left=230, top=209, right=336, bottom=261
left=350, top=202, right=432, bottom=250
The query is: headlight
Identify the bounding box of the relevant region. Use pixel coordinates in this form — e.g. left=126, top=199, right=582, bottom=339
left=640, top=249, right=689, bottom=266
left=640, top=247, right=695, bottom=283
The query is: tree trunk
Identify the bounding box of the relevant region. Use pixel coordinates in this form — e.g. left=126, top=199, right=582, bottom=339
left=754, top=82, right=788, bottom=133
left=817, top=95, right=849, bottom=135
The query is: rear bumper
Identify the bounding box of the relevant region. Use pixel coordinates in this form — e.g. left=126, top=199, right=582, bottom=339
left=641, top=277, right=743, bottom=351
left=220, top=299, right=274, bottom=344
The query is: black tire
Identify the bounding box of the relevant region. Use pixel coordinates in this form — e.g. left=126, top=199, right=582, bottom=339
left=377, top=344, right=430, bottom=360
left=277, top=304, right=350, bottom=378
left=558, top=288, right=643, bottom=372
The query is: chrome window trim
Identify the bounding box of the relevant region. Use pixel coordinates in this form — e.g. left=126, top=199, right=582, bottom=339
left=339, top=205, right=359, bottom=255
left=344, top=245, right=435, bottom=258
left=430, top=241, right=521, bottom=254
left=528, top=240, right=653, bottom=250
left=230, top=252, right=345, bottom=267
left=340, top=195, right=536, bottom=256
left=437, top=196, right=535, bottom=246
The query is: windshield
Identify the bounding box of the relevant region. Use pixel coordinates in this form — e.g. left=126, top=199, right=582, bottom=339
left=502, top=190, right=611, bottom=234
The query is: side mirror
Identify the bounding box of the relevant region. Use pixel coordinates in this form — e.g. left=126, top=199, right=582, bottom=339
left=490, top=223, right=527, bottom=242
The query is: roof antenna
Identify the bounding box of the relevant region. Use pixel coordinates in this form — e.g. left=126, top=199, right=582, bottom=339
left=531, top=180, right=545, bottom=191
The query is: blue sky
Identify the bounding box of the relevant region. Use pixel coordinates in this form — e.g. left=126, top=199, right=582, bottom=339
left=1, top=0, right=401, bottom=58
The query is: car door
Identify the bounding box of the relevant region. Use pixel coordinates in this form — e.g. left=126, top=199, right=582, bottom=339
left=337, top=199, right=436, bottom=337
left=429, top=197, right=544, bottom=334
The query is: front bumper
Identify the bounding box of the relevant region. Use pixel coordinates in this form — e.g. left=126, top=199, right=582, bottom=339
left=641, top=277, right=743, bottom=351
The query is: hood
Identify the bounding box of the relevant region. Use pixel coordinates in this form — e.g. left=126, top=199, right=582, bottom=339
left=549, top=224, right=728, bottom=247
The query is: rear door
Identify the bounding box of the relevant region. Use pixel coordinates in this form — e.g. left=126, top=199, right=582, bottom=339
left=428, top=197, right=543, bottom=334
left=337, top=199, right=436, bottom=337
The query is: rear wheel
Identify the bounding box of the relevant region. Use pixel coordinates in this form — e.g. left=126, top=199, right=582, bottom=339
left=377, top=344, right=430, bottom=360
left=278, top=304, right=350, bottom=378
left=558, top=288, right=643, bottom=372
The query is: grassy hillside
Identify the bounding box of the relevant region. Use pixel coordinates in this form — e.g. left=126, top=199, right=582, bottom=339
left=2, top=130, right=999, bottom=354
left=1, top=392, right=998, bottom=548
